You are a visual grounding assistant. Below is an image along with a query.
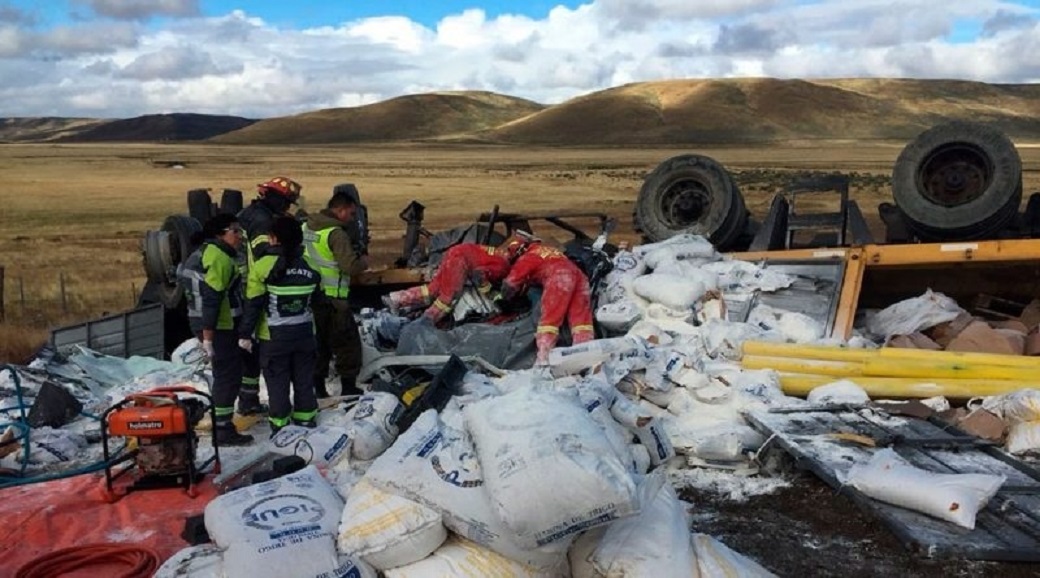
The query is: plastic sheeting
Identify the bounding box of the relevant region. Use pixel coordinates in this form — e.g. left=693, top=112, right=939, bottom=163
left=396, top=310, right=540, bottom=370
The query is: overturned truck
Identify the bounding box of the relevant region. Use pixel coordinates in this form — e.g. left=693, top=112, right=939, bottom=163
left=50, top=120, right=1040, bottom=360
left=634, top=121, right=1039, bottom=250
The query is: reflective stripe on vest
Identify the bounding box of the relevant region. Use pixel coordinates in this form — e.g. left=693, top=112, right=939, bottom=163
left=303, top=224, right=349, bottom=299
left=178, top=264, right=204, bottom=318
left=265, top=284, right=316, bottom=327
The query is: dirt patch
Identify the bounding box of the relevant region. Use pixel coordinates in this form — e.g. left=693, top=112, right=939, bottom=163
left=681, top=471, right=1040, bottom=577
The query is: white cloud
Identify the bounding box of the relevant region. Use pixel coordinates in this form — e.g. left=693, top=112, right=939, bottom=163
left=0, top=0, right=1038, bottom=118
left=76, top=0, right=201, bottom=21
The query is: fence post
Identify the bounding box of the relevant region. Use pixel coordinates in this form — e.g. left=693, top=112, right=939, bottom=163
left=0, top=266, right=5, bottom=323
left=60, top=271, right=68, bottom=313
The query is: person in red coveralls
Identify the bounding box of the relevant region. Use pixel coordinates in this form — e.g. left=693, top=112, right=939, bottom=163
left=497, top=231, right=594, bottom=365
left=383, top=242, right=510, bottom=323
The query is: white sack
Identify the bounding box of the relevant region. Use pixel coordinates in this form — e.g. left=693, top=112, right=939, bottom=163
left=702, top=259, right=794, bottom=293
left=350, top=392, right=404, bottom=461
left=548, top=336, right=649, bottom=377
left=364, top=410, right=570, bottom=572
left=567, top=528, right=606, bottom=578
left=983, top=389, right=1040, bottom=424
left=691, top=534, right=776, bottom=578
left=154, top=544, right=223, bottom=578
left=632, top=272, right=717, bottom=311
left=596, top=300, right=643, bottom=334
left=270, top=424, right=352, bottom=468
left=865, top=289, right=964, bottom=340
left=384, top=536, right=561, bottom=578
left=203, top=465, right=353, bottom=578
left=635, top=234, right=718, bottom=268
left=600, top=251, right=647, bottom=306
left=1006, top=422, right=1040, bottom=455
left=845, top=448, right=1005, bottom=529
left=806, top=380, right=871, bottom=405
left=747, top=304, right=824, bottom=343
left=337, top=479, right=447, bottom=570
left=591, top=473, right=694, bottom=578
left=464, top=387, right=640, bottom=549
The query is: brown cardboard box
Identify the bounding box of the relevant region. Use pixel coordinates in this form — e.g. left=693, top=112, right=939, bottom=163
left=1026, top=328, right=1040, bottom=357
left=1019, top=298, right=1040, bottom=332
left=926, top=312, right=974, bottom=348
left=886, top=335, right=916, bottom=349
left=907, top=332, right=943, bottom=350
left=991, top=319, right=1030, bottom=334
left=994, top=328, right=1027, bottom=355
left=956, top=408, right=1007, bottom=442
left=946, top=320, right=1021, bottom=355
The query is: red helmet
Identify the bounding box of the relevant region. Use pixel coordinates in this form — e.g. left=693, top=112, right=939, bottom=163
left=258, top=176, right=301, bottom=202
left=496, top=230, right=540, bottom=263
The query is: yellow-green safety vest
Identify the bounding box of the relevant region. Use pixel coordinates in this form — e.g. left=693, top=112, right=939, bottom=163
left=303, top=224, right=350, bottom=299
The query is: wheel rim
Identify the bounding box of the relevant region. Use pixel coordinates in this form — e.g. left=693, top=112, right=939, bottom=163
left=916, top=143, right=993, bottom=208
left=658, top=179, right=712, bottom=229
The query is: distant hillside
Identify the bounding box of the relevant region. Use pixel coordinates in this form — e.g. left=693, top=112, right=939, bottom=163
left=210, top=91, right=545, bottom=144
left=7, top=78, right=1040, bottom=145
left=479, top=78, right=1040, bottom=144
left=0, top=117, right=110, bottom=142
left=58, top=113, right=256, bottom=142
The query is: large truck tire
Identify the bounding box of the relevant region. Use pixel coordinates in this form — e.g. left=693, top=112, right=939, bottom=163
left=219, top=189, right=243, bottom=215
left=187, top=189, right=214, bottom=224
left=633, top=154, right=749, bottom=251
left=142, top=215, right=202, bottom=309
left=892, top=121, right=1022, bottom=241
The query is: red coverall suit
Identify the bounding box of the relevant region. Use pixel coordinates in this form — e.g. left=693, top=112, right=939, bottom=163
left=501, top=242, right=594, bottom=364
left=386, top=243, right=510, bottom=322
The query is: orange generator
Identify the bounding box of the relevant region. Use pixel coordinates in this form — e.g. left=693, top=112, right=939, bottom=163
left=101, top=386, right=220, bottom=500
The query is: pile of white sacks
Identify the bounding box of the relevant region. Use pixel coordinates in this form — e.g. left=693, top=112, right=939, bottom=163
left=160, top=235, right=873, bottom=577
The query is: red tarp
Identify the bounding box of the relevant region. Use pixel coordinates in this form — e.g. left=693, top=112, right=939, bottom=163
left=0, top=472, right=217, bottom=576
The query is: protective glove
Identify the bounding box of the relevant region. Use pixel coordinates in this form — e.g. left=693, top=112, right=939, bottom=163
left=201, top=339, right=214, bottom=359
left=237, top=338, right=253, bottom=353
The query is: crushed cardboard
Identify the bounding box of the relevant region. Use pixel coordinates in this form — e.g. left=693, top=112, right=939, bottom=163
left=946, top=321, right=1022, bottom=356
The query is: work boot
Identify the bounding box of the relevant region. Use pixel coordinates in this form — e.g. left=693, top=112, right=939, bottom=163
left=534, top=332, right=558, bottom=366
left=214, top=420, right=254, bottom=446
left=236, top=392, right=268, bottom=416
left=340, top=376, right=363, bottom=398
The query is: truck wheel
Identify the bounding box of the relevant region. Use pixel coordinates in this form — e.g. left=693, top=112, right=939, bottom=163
left=634, top=154, right=748, bottom=250
left=187, top=189, right=214, bottom=224
left=219, top=189, right=243, bottom=215
left=147, top=215, right=202, bottom=309
left=892, top=121, right=1022, bottom=241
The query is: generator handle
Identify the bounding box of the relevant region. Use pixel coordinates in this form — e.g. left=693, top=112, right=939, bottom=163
left=142, top=385, right=203, bottom=396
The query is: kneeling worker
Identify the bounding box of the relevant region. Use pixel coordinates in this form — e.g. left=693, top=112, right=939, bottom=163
left=383, top=242, right=510, bottom=323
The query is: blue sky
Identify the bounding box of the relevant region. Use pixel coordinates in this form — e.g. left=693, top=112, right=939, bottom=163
left=1, top=0, right=1038, bottom=118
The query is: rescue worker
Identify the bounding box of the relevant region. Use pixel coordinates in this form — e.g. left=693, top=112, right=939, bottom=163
left=239, top=216, right=322, bottom=435
left=383, top=242, right=510, bottom=323
left=177, top=214, right=253, bottom=445
left=235, top=176, right=302, bottom=415
left=303, top=190, right=366, bottom=399
left=498, top=231, right=595, bottom=365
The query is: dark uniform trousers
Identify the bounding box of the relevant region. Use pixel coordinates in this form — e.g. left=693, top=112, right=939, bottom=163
left=211, top=329, right=244, bottom=411
left=260, top=336, right=318, bottom=424
left=313, top=297, right=363, bottom=397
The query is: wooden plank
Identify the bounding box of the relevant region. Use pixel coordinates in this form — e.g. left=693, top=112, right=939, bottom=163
left=747, top=407, right=1040, bottom=561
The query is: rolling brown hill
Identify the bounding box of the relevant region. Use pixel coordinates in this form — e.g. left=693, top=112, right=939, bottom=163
left=0, top=117, right=110, bottom=143
left=6, top=78, right=1040, bottom=145
left=477, top=78, right=1040, bottom=145
left=209, top=91, right=545, bottom=144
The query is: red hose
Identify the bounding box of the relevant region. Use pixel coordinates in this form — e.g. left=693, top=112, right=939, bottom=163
left=15, top=543, right=161, bottom=578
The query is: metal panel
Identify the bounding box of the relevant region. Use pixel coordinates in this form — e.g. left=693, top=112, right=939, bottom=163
left=50, top=304, right=165, bottom=359
left=725, top=259, right=846, bottom=337
left=747, top=406, right=1040, bottom=561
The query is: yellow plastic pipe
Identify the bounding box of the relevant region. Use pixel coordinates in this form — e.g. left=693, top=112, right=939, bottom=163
left=742, top=340, right=1040, bottom=369
left=861, top=357, right=1040, bottom=381
left=741, top=355, right=864, bottom=377
left=742, top=341, right=873, bottom=363
left=778, top=373, right=1039, bottom=399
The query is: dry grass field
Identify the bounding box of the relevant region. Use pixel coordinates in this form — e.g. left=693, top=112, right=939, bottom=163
left=2, top=141, right=1039, bottom=363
